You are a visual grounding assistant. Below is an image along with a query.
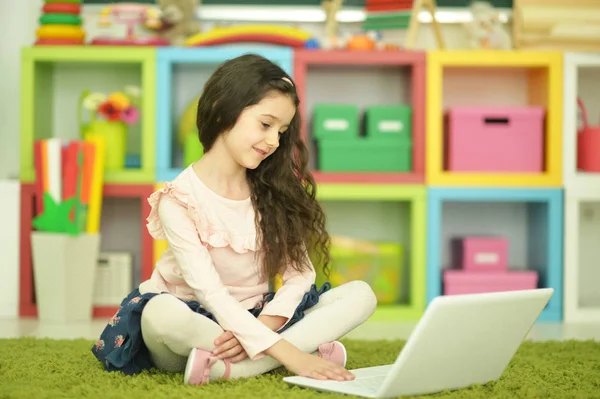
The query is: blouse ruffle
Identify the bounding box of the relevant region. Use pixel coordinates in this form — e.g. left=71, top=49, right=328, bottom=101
left=146, top=182, right=258, bottom=254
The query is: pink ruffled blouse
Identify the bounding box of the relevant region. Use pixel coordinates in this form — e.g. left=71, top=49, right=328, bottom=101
left=138, top=165, right=316, bottom=360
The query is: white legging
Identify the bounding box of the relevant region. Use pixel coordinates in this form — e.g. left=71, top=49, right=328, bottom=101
left=140, top=280, right=377, bottom=380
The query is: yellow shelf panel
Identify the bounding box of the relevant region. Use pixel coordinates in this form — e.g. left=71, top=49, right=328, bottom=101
left=426, top=50, right=563, bottom=187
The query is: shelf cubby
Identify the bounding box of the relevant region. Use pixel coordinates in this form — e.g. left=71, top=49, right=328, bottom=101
left=20, top=46, right=156, bottom=184
left=426, top=187, right=564, bottom=322
left=426, top=50, right=563, bottom=187
left=155, top=46, right=294, bottom=182
left=294, top=50, right=426, bottom=184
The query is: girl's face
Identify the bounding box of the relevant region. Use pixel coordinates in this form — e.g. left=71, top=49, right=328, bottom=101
left=223, top=91, right=296, bottom=170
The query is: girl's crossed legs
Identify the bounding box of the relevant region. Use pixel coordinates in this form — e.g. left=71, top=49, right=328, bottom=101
left=140, top=280, right=377, bottom=380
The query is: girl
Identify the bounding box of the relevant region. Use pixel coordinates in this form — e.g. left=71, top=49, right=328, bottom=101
left=92, top=53, right=377, bottom=385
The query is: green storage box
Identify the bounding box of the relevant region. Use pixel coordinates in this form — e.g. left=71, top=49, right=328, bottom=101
left=317, top=136, right=412, bottom=172
left=365, top=105, right=412, bottom=139
left=313, top=104, right=359, bottom=140
left=315, top=236, right=404, bottom=305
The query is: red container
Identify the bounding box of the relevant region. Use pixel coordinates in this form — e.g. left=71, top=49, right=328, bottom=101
left=577, top=98, right=600, bottom=172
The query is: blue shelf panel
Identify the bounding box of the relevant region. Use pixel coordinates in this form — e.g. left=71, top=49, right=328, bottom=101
left=156, top=46, right=294, bottom=180
left=426, top=187, right=564, bottom=322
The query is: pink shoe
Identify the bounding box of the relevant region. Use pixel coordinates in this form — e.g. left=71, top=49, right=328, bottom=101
left=318, top=341, right=347, bottom=368
left=183, top=348, right=231, bottom=385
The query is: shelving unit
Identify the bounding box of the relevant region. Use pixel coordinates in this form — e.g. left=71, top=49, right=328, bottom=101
left=564, top=190, right=600, bottom=323
left=426, top=188, right=564, bottom=322
left=294, top=49, right=426, bottom=184
left=17, top=46, right=584, bottom=323
left=426, top=50, right=563, bottom=187
left=19, top=183, right=155, bottom=318
left=20, top=46, right=157, bottom=184
left=563, top=52, right=600, bottom=196
left=155, top=46, right=294, bottom=182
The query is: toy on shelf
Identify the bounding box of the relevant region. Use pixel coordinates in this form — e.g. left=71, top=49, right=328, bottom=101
left=364, top=0, right=444, bottom=49
left=340, top=31, right=399, bottom=51
left=363, top=0, right=412, bottom=31
left=463, top=1, right=512, bottom=50
left=313, top=103, right=412, bottom=172
left=577, top=98, right=600, bottom=172
left=321, top=0, right=344, bottom=49
left=314, top=236, right=404, bottom=305
left=513, top=0, right=600, bottom=51
left=443, top=236, right=538, bottom=295
left=445, top=107, right=545, bottom=173
left=179, top=94, right=204, bottom=167
left=184, top=24, right=318, bottom=48
left=78, top=86, right=142, bottom=171
left=146, top=0, right=202, bottom=46
left=36, top=0, right=85, bottom=46
left=406, top=0, right=444, bottom=49
left=32, top=137, right=106, bottom=235
left=91, top=4, right=169, bottom=46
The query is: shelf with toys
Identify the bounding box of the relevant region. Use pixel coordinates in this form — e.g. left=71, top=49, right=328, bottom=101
left=315, top=184, right=426, bottom=321
left=294, top=49, right=426, bottom=185
left=426, top=50, right=563, bottom=187
left=20, top=46, right=157, bottom=185
left=426, top=188, right=564, bottom=322
left=19, top=180, right=155, bottom=319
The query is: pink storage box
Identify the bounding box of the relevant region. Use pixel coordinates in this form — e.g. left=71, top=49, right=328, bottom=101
left=445, top=107, right=545, bottom=172
left=443, top=270, right=538, bottom=296
left=452, top=237, right=508, bottom=272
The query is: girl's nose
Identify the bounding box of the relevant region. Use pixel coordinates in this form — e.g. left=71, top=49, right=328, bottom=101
left=265, top=131, right=280, bottom=148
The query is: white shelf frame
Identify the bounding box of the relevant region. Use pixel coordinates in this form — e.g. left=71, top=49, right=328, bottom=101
left=564, top=191, right=600, bottom=323
left=563, top=52, right=600, bottom=197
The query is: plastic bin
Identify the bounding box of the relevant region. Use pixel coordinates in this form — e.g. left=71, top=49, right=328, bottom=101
left=316, top=136, right=412, bottom=172
left=313, top=104, right=359, bottom=140
left=365, top=105, right=412, bottom=139
left=451, top=236, right=508, bottom=272
left=445, top=107, right=545, bottom=172
left=315, top=236, right=403, bottom=304
left=443, top=270, right=538, bottom=295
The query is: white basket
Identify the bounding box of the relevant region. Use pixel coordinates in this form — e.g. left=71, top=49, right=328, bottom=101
left=93, top=252, right=132, bottom=306
left=31, top=232, right=100, bottom=323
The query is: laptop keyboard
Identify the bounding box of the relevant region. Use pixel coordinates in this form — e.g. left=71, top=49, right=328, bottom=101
left=340, top=375, right=387, bottom=392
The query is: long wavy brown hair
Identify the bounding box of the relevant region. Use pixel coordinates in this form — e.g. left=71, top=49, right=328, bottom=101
left=196, top=54, right=330, bottom=281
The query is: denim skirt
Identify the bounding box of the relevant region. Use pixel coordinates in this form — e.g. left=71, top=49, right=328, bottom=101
left=91, top=282, right=331, bottom=375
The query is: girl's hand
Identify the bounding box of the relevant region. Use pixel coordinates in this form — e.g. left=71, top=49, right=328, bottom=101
left=284, top=351, right=355, bottom=381
left=266, top=339, right=354, bottom=381
left=213, top=331, right=248, bottom=363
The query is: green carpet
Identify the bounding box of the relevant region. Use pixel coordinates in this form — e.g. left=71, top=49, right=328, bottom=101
left=1, top=338, right=600, bottom=398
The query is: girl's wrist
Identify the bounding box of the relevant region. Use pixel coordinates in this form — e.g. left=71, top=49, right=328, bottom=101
left=265, top=339, right=301, bottom=364
left=258, top=314, right=287, bottom=331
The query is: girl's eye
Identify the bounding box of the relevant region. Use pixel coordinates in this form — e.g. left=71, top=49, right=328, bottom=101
left=261, top=122, right=270, bottom=129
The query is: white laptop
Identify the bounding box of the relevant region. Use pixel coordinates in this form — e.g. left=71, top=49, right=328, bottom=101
left=283, top=288, right=553, bottom=398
